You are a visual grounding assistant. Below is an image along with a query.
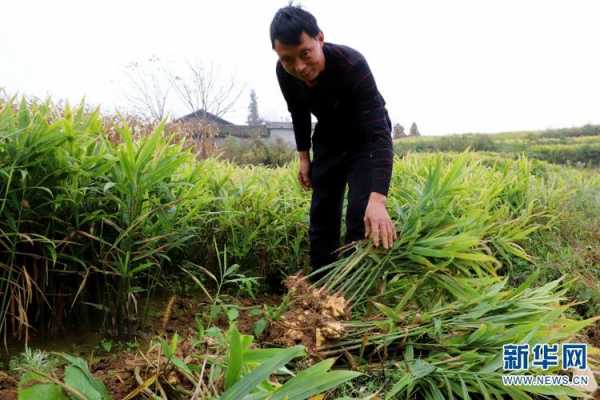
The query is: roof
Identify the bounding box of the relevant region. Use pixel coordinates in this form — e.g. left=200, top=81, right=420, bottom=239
left=175, top=109, right=234, bottom=126
left=265, top=121, right=316, bottom=130
left=266, top=121, right=294, bottom=130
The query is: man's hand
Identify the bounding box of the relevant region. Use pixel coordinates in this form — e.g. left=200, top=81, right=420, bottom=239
left=364, top=192, right=397, bottom=249
left=298, top=151, right=312, bottom=190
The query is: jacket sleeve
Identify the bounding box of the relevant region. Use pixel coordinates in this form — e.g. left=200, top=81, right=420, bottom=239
left=276, top=64, right=312, bottom=152
left=349, top=57, right=394, bottom=196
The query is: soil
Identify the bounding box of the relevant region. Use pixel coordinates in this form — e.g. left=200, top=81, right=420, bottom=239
left=0, top=282, right=598, bottom=399
left=586, top=320, right=600, bottom=349
left=0, top=292, right=285, bottom=399
left=0, top=371, right=17, bottom=400
left=94, top=331, right=209, bottom=399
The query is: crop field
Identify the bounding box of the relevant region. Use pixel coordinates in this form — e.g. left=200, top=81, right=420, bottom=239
left=1, top=98, right=599, bottom=399
left=394, top=126, right=600, bottom=168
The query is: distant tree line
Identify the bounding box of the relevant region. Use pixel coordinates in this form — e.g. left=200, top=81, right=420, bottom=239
left=393, top=125, right=600, bottom=168
left=393, top=122, right=420, bottom=138
left=537, top=124, right=600, bottom=138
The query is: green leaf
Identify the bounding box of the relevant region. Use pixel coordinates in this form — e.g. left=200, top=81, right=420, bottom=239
left=102, top=182, right=115, bottom=193
left=18, top=383, right=68, bottom=400
left=224, top=324, right=243, bottom=389
left=270, top=370, right=361, bottom=400
left=242, top=348, right=292, bottom=365
left=170, top=333, right=179, bottom=355
left=64, top=365, right=103, bottom=400
left=372, top=302, right=402, bottom=323
left=249, top=308, right=262, bottom=317
left=226, top=307, right=240, bottom=322
left=466, top=323, right=488, bottom=345
left=220, top=345, right=305, bottom=400
left=170, top=357, right=194, bottom=381
left=410, top=360, right=436, bottom=380
left=59, top=354, right=111, bottom=400
left=254, top=318, right=268, bottom=337
left=385, top=374, right=412, bottom=400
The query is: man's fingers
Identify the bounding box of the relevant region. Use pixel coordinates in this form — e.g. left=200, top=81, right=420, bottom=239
left=302, top=172, right=311, bottom=188
left=298, top=171, right=311, bottom=189
left=369, top=220, right=397, bottom=249
left=381, top=221, right=390, bottom=249
left=363, top=199, right=397, bottom=249
left=376, top=220, right=393, bottom=249
left=376, top=221, right=384, bottom=249
left=372, top=225, right=380, bottom=247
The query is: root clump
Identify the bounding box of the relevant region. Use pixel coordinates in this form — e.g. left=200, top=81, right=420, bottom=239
left=266, top=274, right=350, bottom=354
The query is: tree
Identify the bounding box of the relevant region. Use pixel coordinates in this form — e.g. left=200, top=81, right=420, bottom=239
left=170, top=61, right=245, bottom=119
left=123, top=55, right=173, bottom=122
left=410, top=122, right=421, bottom=136
left=247, top=89, right=263, bottom=126
left=122, top=57, right=245, bottom=122
left=393, top=123, right=406, bottom=139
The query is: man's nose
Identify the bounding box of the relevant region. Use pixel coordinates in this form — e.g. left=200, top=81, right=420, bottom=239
left=295, top=60, right=307, bottom=75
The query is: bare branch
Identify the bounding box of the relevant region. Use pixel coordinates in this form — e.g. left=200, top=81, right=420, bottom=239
left=170, top=60, right=246, bottom=119
left=122, top=56, right=173, bottom=122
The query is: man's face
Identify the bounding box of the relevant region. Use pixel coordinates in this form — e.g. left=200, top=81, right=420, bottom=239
left=274, top=31, right=325, bottom=85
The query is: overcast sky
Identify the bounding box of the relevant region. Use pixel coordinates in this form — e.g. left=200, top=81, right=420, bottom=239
left=2, top=0, right=599, bottom=135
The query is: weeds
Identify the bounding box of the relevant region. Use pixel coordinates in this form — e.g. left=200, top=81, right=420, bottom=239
left=2, top=96, right=600, bottom=399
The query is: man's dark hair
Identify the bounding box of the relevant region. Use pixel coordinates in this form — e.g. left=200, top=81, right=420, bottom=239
left=270, top=5, right=321, bottom=49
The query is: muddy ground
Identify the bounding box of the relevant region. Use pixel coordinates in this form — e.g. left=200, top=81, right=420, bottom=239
left=0, top=274, right=353, bottom=399
left=1, top=273, right=599, bottom=399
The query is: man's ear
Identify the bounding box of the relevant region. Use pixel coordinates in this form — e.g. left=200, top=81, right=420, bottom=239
left=316, top=31, right=324, bottom=44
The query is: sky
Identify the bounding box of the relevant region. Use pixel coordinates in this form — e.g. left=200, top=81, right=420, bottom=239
left=2, top=0, right=599, bottom=135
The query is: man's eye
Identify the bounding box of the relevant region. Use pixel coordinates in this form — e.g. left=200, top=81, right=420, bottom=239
left=302, top=50, right=310, bottom=57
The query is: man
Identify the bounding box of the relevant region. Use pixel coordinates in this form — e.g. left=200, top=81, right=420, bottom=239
left=270, top=5, right=397, bottom=270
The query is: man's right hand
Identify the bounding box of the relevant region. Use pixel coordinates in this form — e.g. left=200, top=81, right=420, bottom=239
left=298, top=151, right=312, bottom=190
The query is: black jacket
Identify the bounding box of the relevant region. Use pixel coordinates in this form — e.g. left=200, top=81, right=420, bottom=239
left=276, top=42, right=393, bottom=195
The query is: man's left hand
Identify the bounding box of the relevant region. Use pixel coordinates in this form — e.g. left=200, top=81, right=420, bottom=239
left=364, top=192, right=397, bottom=249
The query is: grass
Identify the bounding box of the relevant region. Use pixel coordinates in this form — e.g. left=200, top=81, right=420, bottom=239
left=2, top=96, right=599, bottom=399
left=394, top=125, right=600, bottom=167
